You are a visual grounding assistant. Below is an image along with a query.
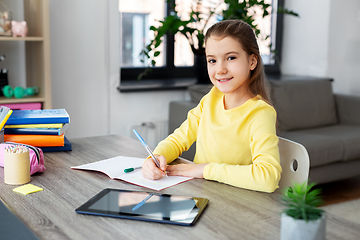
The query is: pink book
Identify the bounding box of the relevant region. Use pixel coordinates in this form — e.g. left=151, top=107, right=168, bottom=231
left=0, top=102, right=41, bottom=110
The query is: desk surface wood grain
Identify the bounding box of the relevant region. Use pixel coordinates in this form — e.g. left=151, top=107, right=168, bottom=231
left=1, top=135, right=359, bottom=240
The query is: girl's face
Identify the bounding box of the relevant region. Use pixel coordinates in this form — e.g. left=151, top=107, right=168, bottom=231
left=206, top=36, right=257, bottom=97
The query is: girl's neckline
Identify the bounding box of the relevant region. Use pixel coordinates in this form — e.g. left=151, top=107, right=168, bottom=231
left=222, top=95, right=257, bottom=111
left=211, top=86, right=261, bottom=111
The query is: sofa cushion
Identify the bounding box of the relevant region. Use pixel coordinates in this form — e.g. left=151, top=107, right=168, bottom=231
left=269, top=80, right=338, bottom=131
left=304, top=124, right=360, bottom=161
left=280, top=124, right=360, bottom=168
left=335, top=94, right=360, bottom=124
left=280, top=130, right=343, bottom=168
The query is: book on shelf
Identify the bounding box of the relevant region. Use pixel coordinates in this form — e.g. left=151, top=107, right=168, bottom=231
left=4, top=134, right=65, bottom=147
left=71, top=156, right=193, bottom=191
left=4, top=123, right=69, bottom=135
left=40, top=136, right=72, bottom=152
left=6, top=109, right=70, bottom=125
left=0, top=102, right=42, bottom=110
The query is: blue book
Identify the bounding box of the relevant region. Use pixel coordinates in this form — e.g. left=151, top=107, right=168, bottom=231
left=40, top=136, right=72, bottom=152
left=4, top=124, right=69, bottom=135
left=6, top=109, right=70, bottom=125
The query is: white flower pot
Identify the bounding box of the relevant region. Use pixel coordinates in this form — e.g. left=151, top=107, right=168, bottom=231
left=281, top=213, right=326, bottom=240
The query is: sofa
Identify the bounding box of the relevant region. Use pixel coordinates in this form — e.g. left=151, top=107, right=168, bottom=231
left=168, top=78, right=360, bottom=184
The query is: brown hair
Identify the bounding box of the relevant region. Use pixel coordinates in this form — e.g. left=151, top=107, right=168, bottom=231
left=205, top=20, right=271, bottom=104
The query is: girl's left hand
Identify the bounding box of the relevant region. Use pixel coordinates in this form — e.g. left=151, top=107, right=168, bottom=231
left=166, top=163, right=208, bottom=178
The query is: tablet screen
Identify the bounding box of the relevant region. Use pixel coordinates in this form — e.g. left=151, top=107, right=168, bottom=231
left=76, top=188, right=209, bottom=226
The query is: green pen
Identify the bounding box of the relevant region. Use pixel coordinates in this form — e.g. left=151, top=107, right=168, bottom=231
left=124, top=166, right=142, bottom=173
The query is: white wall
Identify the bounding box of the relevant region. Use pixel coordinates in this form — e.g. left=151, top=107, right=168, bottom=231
left=281, top=0, right=331, bottom=77
left=327, top=0, right=360, bottom=95
left=282, top=0, right=360, bottom=95
left=49, top=0, right=109, bottom=138
left=49, top=0, right=189, bottom=139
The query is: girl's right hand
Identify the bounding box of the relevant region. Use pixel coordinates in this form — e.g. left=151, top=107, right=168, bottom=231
left=142, top=155, right=167, bottom=180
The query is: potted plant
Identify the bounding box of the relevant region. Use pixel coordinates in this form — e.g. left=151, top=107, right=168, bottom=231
left=139, top=0, right=298, bottom=82
left=281, top=181, right=326, bottom=240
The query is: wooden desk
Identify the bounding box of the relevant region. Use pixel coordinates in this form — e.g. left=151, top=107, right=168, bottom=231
left=1, top=135, right=359, bottom=240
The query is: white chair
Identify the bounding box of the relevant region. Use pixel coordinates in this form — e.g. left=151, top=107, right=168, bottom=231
left=275, top=137, right=310, bottom=193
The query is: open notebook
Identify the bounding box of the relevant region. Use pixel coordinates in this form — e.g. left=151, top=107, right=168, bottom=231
left=71, top=156, right=193, bottom=191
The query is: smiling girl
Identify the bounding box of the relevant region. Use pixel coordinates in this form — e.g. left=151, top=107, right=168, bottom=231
left=141, top=20, right=281, bottom=193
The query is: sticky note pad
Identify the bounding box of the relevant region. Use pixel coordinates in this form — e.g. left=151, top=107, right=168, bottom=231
left=13, top=184, right=43, bottom=195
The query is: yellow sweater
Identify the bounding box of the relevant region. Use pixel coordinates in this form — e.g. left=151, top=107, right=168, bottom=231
left=154, top=87, right=281, bottom=193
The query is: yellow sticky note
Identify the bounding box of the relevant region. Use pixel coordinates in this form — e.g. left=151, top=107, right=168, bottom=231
left=13, top=184, right=43, bottom=195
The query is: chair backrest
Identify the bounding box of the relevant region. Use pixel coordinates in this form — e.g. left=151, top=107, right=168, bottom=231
left=275, top=137, right=310, bottom=193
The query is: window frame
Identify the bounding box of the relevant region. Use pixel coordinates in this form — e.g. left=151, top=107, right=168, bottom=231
left=119, top=0, right=285, bottom=90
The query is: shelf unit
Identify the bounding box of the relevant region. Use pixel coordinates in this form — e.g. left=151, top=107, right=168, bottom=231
left=0, top=0, right=51, bottom=109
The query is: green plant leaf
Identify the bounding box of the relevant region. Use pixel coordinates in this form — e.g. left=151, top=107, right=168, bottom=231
left=154, top=40, right=162, bottom=49
left=278, top=6, right=299, bottom=17
left=281, top=181, right=324, bottom=221
left=154, top=51, right=161, bottom=57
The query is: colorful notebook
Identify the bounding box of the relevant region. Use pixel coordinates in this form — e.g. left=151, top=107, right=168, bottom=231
left=4, top=124, right=69, bottom=135
left=5, top=123, right=64, bottom=128
left=40, top=136, right=72, bottom=152
left=6, top=109, right=70, bottom=125
left=4, top=134, right=65, bottom=147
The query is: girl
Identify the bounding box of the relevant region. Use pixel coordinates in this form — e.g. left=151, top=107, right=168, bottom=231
left=142, top=19, right=281, bottom=193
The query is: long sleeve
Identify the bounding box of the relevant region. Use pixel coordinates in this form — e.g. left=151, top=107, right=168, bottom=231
left=153, top=99, right=203, bottom=163
left=154, top=87, right=281, bottom=193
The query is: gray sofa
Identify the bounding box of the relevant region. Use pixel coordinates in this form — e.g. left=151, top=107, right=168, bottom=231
left=169, top=78, right=360, bottom=184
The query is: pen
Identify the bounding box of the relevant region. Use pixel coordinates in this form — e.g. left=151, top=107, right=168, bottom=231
left=133, top=129, right=167, bottom=176
left=124, top=166, right=142, bottom=173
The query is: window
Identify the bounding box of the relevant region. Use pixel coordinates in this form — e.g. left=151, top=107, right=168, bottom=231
left=119, top=0, right=285, bottom=90
left=119, top=0, right=165, bottom=68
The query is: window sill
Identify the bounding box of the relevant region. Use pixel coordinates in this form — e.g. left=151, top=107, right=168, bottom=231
left=118, top=78, right=198, bottom=92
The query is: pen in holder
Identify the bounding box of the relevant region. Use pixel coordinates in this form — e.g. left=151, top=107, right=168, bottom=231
left=4, top=145, right=30, bottom=185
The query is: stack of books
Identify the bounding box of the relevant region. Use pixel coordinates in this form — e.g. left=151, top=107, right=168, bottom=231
left=4, top=109, right=72, bottom=152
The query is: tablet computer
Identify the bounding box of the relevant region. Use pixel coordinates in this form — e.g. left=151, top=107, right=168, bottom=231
left=75, top=188, right=209, bottom=226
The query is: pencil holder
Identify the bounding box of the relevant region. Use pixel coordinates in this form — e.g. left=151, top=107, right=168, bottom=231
left=4, top=148, right=30, bottom=185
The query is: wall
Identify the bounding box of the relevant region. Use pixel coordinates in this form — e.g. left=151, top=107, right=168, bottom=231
left=327, top=0, right=360, bottom=95
left=49, top=0, right=189, bottom=140
left=281, top=0, right=331, bottom=77
left=282, top=0, right=360, bottom=96
left=49, top=0, right=109, bottom=138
